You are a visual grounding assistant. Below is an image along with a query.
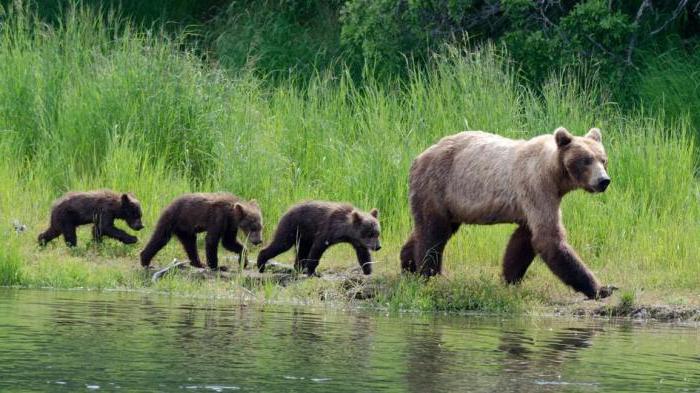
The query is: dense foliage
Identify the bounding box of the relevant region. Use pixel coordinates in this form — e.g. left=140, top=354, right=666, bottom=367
left=3, top=0, right=698, bottom=131
left=340, top=0, right=700, bottom=84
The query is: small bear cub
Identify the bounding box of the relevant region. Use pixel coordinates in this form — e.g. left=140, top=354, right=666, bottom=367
left=257, top=201, right=381, bottom=276
left=38, top=190, right=144, bottom=247
left=140, top=192, right=263, bottom=270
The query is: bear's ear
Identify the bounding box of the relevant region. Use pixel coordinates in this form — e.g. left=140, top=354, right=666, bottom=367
left=121, top=193, right=132, bottom=206
left=352, top=211, right=362, bottom=224
left=234, top=203, right=245, bottom=218
left=554, top=127, right=573, bottom=148
left=370, top=208, right=379, bottom=218
left=585, top=127, right=602, bottom=142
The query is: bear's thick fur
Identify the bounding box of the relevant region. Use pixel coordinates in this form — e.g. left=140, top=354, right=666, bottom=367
left=139, top=193, right=263, bottom=270
left=38, top=190, right=144, bottom=247
left=257, top=201, right=381, bottom=276
left=400, top=127, right=614, bottom=299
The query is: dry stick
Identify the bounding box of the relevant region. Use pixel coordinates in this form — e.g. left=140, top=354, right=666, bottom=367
left=650, top=0, right=689, bottom=35
left=626, top=0, right=653, bottom=66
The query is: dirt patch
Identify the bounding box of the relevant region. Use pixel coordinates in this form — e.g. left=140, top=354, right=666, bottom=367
left=149, top=259, right=380, bottom=300
left=147, top=259, right=700, bottom=322
left=571, top=304, right=700, bottom=322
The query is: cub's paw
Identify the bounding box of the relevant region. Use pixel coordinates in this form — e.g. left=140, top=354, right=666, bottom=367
left=124, top=236, right=138, bottom=245
left=212, top=266, right=229, bottom=272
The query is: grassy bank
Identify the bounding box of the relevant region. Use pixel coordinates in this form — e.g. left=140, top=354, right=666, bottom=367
left=0, top=6, right=699, bottom=315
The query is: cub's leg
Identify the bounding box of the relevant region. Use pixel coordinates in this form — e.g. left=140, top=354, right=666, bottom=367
left=176, top=231, right=204, bottom=268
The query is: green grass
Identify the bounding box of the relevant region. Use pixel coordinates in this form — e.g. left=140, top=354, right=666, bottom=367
left=635, top=49, right=700, bottom=139
left=0, top=5, right=698, bottom=314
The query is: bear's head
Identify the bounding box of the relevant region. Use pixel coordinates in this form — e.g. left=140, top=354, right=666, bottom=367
left=120, top=193, right=144, bottom=231
left=234, top=200, right=263, bottom=246
left=555, top=127, right=610, bottom=193
left=349, top=208, right=382, bottom=250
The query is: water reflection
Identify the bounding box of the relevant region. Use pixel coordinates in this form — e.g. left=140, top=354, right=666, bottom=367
left=496, top=324, right=604, bottom=392
left=0, top=289, right=698, bottom=392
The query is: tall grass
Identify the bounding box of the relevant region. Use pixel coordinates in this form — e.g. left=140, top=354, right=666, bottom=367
left=0, top=4, right=698, bottom=310
left=636, top=49, right=700, bottom=139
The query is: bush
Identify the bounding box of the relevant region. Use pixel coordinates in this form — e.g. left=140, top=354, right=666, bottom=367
left=340, top=0, right=700, bottom=85
left=208, top=0, right=343, bottom=80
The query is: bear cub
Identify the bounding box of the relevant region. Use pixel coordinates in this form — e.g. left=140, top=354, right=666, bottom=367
left=140, top=192, right=263, bottom=270
left=38, top=190, right=144, bottom=247
left=257, top=201, right=381, bottom=276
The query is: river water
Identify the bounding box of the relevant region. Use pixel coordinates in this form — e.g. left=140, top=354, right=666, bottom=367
left=0, top=289, right=697, bottom=392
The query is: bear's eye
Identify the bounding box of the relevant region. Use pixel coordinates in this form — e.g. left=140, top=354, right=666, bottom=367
left=579, top=157, right=593, bottom=166
left=364, top=229, right=378, bottom=238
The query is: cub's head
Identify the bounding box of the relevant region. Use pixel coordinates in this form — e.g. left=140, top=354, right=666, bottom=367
left=234, top=200, right=263, bottom=246
left=120, top=193, right=144, bottom=230
left=350, top=208, right=381, bottom=252
left=555, top=127, right=610, bottom=193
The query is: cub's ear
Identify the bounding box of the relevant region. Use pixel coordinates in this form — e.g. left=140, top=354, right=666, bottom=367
left=234, top=203, right=245, bottom=218
left=370, top=208, right=379, bottom=218
left=585, top=127, right=602, bottom=142
left=352, top=211, right=361, bottom=223
left=554, top=127, right=573, bottom=148
left=121, top=193, right=132, bottom=206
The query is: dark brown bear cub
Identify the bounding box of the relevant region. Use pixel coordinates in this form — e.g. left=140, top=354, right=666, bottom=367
left=139, top=193, right=263, bottom=270
left=257, top=201, right=381, bottom=276
left=38, top=190, right=144, bottom=247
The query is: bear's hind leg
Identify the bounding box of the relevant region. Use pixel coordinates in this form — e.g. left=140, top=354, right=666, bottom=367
left=400, top=232, right=417, bottom=273
left=176, top=231, right=204, bottom=268
left=140, top=227, right=172, bottom=267
left=91, top=225, right=102, bottom=243
left=257, top=228, right=296, bottom=273
left=502, top=225, right=536, bottom=284
left=304, top=240, right=329, bottom=276
left=294, top=239, right=312, bottom=273
left=413, top=218, right=454, bottom=276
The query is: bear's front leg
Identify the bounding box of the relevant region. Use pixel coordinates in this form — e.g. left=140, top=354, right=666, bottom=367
left=98, top=218, right=137, bottom=244
left=352, top=244, right=373, bottom=275
left=221, top=235, right=248, bottom=268
left=533, top=235, right=607, bottom=299
left=204, top=231, right=222, bottom=270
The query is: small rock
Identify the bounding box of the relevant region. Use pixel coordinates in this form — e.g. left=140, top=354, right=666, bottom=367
left=12, top=219, right=27, bottom=234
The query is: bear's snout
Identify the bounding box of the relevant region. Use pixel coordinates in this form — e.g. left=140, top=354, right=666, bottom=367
left=596, top=177, right=611, bottom=192
left=129, top=220, right=144, bottom=231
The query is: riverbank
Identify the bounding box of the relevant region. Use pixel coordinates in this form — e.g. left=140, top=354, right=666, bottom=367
left=3, top=239, right=699, bottom=323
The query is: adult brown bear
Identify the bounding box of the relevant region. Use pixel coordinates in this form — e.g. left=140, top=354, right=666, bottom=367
left=400, top=127, right=615, bottom=299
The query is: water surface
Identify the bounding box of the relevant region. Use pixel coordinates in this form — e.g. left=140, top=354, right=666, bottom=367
left=0, top=289, right=698, bottom=392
